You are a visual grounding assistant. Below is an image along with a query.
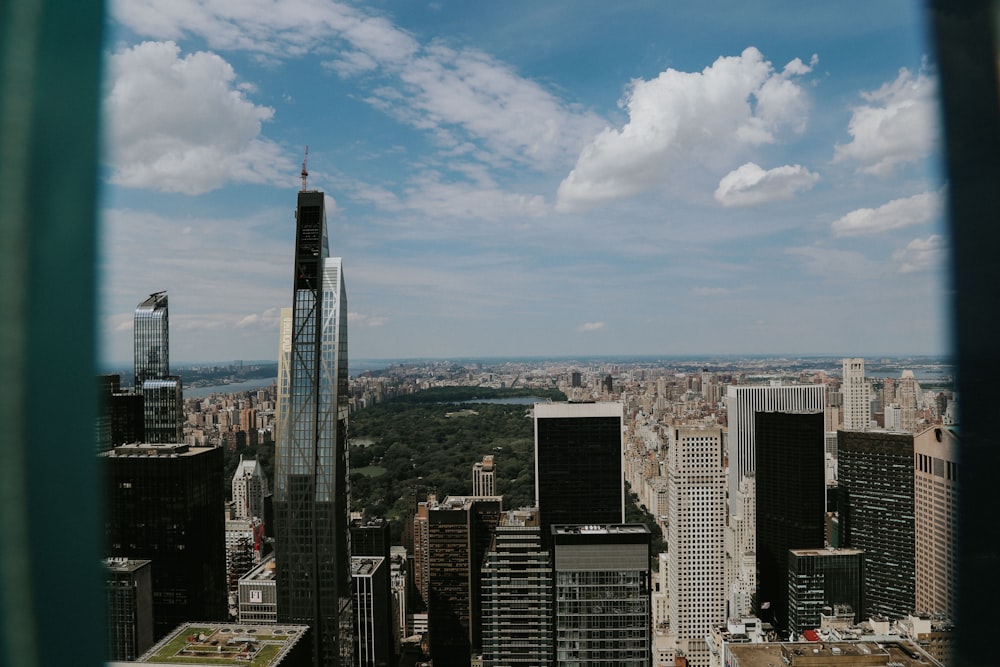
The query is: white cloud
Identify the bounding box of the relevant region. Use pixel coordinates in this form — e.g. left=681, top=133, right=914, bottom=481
left=111, top=1, right=601, bottom=171
left=348, top=312, right=390, bottom=327
left=104, top=41, right=295, bottom=194
left=714, top=162, right=819, bottom=207
left=578, top=322, right=606, bottom=332
left=832, top=190, right=943, bottom=236
left=557, top=47, right=815, bottom=211
left=892, top=235, right=947, bottom=273
left=833, top=65, right=939, bottom=176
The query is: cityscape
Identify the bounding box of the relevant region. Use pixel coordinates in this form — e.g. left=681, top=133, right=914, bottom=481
left=18, top=2, right=970, bottom=667
left=98, top=179, right=959, bottom=667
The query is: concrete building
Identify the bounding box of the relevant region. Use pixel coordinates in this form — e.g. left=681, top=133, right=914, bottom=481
left=103, top=442, right=226, bottom=639
left=480, top=508, right=553, bottom=667
left=726, top=384, right=826, bottom=516
left=533, top=401, right=624, bottom=539
left=723, top=639, right=943, bottom=667
left=472, top=455, right=497, bottom=496
left=126, top=622, right=311, bottom=667
left=552, top=524, right=650, bottom=667
left=105, top=557, right=153, bottom=662
left=273, top=189, right=353, bottom=666
left=914, top=426, right=959, bottom=618
left=841, top=358, right=871, bottom=431
left=754, top=411, right=826, bottom=630
left=838, top=430, right=915, bottom=619
left=664, top=425, right=727, bottom=667
left=232, top=456, right=269, bottom=521
left=726, top=474, right=757, bottom=621
left=786, top=548, right=863, bottom=637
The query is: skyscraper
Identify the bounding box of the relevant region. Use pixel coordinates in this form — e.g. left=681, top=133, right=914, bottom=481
left=533, top=401, right=624, bottom=539
left=914, top=426, right=959, bottom=618
left=274, top=189, right=353, bottom=666
left=133, top=292, right=182, bottom=443
left=726, top=384, right=826, bottom=515
left=841, top=358, right=871, bottom=431
left=754, top=410, right=826, bottom=630
left=472, top=454, right=496, bottom=496
left=838, top=429, right=915, bottom=619
left=787, top=548, right=863, bottom=637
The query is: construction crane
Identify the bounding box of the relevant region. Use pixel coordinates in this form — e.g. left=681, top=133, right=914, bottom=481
left=300, top=145, right=309, bottom=192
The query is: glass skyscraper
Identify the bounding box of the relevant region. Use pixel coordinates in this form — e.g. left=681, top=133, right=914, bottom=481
left=133, top=291, right=182, bottom=443
left=274, top=189, right=353, bottom=666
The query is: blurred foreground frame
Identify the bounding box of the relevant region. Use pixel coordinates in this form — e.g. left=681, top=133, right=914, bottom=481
left=0, top=0, right=105, bottom=666
left=1, top=1, right=999, bottom=666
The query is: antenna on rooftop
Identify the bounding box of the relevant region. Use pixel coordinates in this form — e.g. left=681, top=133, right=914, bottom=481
left=300, top=146, right=309, bottom=192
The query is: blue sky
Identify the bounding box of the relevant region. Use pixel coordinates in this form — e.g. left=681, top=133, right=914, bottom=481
left=99, top=1, right=947, bottom=364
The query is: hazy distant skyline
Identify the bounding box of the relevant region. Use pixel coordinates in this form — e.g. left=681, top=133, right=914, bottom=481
left=99, top=1, right=946, bottom=364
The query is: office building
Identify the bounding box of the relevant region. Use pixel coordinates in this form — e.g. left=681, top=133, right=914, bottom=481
left=726, top=384, right=826, bottom=514
left=426, top=495, right=502, bottom=666
left=899, top=371, right=920, bottom=433
left=663, top=426, right=726, bottom=667
left=755, top=411, right=826, bottom=630
left=914, top=426, right=959, bottom=618
left=239, top=555, right=278, bottom=625
left=472, top=454, right=497, bottom=496
left=103, top=443, right=226, bottom=638
left=97, top=374, right=144, bottom=451
left=105, top=558, right=153, bottom=662
left=726, top=474, right=756, bottom=620
left=233, top=456, right=269, bottom=521
left=838, top=430, right=915, bottom=619
left=533, top=401, right=624, bottom=538
left=481, top=507, right=553, bottom=667
left=133, top=291, right=183, bottom=443
left=352, top=557, right=392, bottom=667
left=350, top=518, right=394, bottom=666
left=786, top=548, right=863, bottom=637
left=841, top=358, right=871, bottom=431
left=226, top=517, right=264, bottom=599
left=274, top=189, right=353, bottom=666
left=552, top=524, right=650, bottom=667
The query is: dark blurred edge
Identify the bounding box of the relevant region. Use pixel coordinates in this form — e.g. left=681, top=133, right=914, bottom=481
left=0, top=0, right=105, bottom=666
left=929, top=1, right=1000, bottom=666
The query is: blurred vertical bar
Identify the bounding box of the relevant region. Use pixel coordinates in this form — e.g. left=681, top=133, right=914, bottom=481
left=929, top=1, right=1000, bottom=665
left=0, top=0, right=104, bottom=666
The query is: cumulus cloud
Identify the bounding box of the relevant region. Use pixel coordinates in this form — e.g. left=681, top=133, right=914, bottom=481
left=578, top=322, right=606, bottom=332
left=831, top=190, right=943, bottom=236
left=892, top=235, right=947, bottom=273
left=104, top=41, right=295, bottom=194
left=557, top=47, right=816, bottom=211
left=714, top=162, right=819, bottom=207
left=111, top=1, right=601, bottom=171
left=833, top=65, right=939, bottom=176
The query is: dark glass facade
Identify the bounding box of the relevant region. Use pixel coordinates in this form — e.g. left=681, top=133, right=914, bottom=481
left=787, top=548, right=863, bottom=636
left=103, top=444, right=226, bottom=639
left=274, top=190, right=353, bottom=667
left=534, top=402, right=624, bottom=540
left=838, top=430, right=916, bottom=619
left=754, top=411, right=826, bottom=631
left=133, top=292, right=182, bottom=443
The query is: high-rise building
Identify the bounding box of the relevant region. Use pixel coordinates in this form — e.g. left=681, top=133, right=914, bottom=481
left=233, top=456, right=269, bottom=521
left=133, top=291, right=183, bottom=443
left=664, top=426, right=726, bottom=667
left=472, top=454, right=497, bottom=496
left=481, top=507, right=553, bottom=667
left=552, top=524, right=650, bottom=667
left=914, top=426, right=959, bottom=618
left=533, top=401, right=624, bottom=539
left=754, top=411, right=826, bottom=630
left=274, top=189, right=353, bottom=666
left=838, top=430, right=915, bottom=619
left=103, top=443, right=227, bottom=638
left=426, top=495, right=502, bottom=667
left=726, top=384, right=826, bottom=514
left=105, top=558, right=153, bottom=661
left=350, top=517, right=395, bottom=666
left=841, top=358, right=871, bottom=431
left=786, top=548, right=863, bottom=637
left=726, top=474, right=757, bottom=620
left=899, top=371, right=921, bottom=433
left=352, top=557, right=392, bottom=667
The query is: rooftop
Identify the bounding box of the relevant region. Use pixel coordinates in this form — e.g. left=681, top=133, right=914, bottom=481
left=133, top=622, right=308, bottom=666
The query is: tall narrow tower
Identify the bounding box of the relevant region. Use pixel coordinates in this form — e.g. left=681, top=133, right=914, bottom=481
left=841, top=358, right=870, bottom=431
left=274, top=189, right=353, bottom=666
left=133, top=291, right=182, bottom=443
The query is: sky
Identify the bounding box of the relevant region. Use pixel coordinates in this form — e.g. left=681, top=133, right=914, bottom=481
left=98, top=1, right=948, bottom=365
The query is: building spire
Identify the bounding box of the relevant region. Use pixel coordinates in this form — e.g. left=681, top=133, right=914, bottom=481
left=300, top=145, right=309, bottom=192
